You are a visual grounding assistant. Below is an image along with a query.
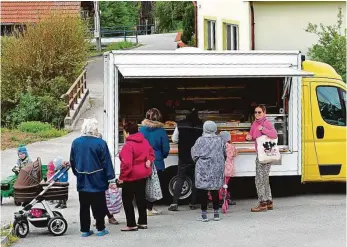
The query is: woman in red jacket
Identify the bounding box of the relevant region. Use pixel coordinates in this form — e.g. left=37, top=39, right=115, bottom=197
left=119, top=122, right=155, bottom=231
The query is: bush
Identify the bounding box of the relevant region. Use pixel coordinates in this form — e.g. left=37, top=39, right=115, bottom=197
left=1, top=13, right=90, bottom=127
left=6, top=93, right=67, bottom=129
left=18, top=121, right=52, bottom=133
left=37, top=129, right=68, bottom=138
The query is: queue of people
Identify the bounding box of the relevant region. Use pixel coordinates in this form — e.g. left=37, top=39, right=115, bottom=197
left=12, top=104, right=277, bottom=237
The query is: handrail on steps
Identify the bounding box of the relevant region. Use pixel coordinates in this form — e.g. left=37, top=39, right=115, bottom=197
left=60, top=69, right=87, bottom=117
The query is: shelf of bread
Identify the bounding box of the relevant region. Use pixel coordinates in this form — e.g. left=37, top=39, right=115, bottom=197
left=168, top=143, right=289, bottom=154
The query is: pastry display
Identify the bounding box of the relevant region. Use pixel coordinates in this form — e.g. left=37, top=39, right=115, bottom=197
left=164, top=121, right=177, bottom=127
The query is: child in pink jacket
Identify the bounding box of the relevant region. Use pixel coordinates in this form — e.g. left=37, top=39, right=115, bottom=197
left=220, top=131, right=237, bottom=205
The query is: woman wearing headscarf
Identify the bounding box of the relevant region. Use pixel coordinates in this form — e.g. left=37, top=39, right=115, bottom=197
left=69, top=118, right=115, bottom=237
left=191, top=121, right=226, bottom=222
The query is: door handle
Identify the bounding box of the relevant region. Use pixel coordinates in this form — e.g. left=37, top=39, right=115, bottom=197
left=316, top=126, right=324, bottom=139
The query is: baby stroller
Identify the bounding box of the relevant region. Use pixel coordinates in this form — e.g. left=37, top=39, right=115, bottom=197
left=13, top=158, right=70, bottom=238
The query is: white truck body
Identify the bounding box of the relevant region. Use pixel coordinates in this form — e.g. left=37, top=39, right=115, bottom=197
left=103, top=50, right=313, bottom=178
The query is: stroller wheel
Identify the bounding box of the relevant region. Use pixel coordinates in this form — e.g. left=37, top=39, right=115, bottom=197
left=14, top=201, right=22, bottom=206
left=14, top=220, right=29, bottom=238
left=48, top=216, right=67, bottom=236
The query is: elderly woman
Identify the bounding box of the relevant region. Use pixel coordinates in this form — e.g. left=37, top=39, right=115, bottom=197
left=246, top=105, right=278, bottom=212
left=191, top=121, right=226, bottom=222
left=140, top=108, right=170, bottom=216
left=69, top=118, right=115, bottom=237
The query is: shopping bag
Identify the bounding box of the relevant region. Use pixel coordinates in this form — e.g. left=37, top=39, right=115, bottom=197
left=145, top=165, right=163, bottom=202
left=106, top=187, right=122, bottom=214
left=256, top=135, right=281, bottom=164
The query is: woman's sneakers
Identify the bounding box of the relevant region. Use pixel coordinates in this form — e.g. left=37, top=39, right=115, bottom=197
left=81, top=230, right=94, bottom=237
left=81, top=229, right=109, bottom=237
left=198, top=211, right=209, bottom=222
left=213, top=210, right=220, bottom=221
left=147, top=209, right=161, bottom=216
left=168, top=204, right=179, bottom=211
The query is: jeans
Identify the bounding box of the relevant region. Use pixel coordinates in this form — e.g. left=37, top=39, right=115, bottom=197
left=172, top=162, right=197, bottom=205
left=122, top=178, right=147, bottom=227
left=78, top=191, right=107, bottom=232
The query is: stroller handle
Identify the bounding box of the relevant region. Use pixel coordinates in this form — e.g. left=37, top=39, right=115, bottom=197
left=45, top=163, right=71, bottom=183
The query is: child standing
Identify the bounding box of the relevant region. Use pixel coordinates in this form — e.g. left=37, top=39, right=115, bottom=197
left=52, top=156, right=69, bottom=209
left=46, top=161, right=56, bottom=204
left=219, top=131, right=238, bottom=205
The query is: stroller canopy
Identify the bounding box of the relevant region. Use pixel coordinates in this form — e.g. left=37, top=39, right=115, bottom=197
left=14, top=158, right=42, bottom=189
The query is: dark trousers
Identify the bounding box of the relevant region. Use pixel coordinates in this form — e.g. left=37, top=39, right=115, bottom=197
left=79, top=191, right=106, bottom=232
left=93, top=203, right=112, bottom=220
left=147, top=170, right=165, bottom=210
left=200, top=190, right=219, bottom=211
left=172, top=162, right=197, bottom=205
left=122, top=178, right=147, bottom=227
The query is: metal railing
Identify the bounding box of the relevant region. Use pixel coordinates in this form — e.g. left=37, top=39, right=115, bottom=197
left=90, top=24, right=155, bottom=43
left=60, top=69, right=87, bottom=117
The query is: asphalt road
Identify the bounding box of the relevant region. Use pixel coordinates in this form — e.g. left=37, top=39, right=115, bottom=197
left=7, top=192, right=347, bottom=247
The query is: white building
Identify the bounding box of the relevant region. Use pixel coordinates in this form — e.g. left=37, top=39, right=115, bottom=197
left=197, top=0, right=346, bottom=55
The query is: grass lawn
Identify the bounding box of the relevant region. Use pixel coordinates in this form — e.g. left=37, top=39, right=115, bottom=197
left=88, top=41, right=142, bottom=57
left=1, top=122, right=68, bottom=150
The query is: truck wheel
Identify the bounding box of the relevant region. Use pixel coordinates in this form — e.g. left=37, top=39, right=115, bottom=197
left=168, top=175, right=193, bottom=201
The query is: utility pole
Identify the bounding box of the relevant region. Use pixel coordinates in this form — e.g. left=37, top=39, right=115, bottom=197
left=94, top=1, right=101, bottom=51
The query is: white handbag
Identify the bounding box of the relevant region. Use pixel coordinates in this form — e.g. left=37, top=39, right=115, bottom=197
left=145, top=165, right=163, bottom=202
left=256, top=135, right=281, bottom=164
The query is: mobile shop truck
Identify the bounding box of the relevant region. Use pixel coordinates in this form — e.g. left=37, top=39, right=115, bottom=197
left=103, top=50, right=346, bottom=201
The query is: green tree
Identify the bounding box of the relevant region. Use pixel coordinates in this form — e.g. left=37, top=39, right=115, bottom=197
left=153, top=1, right=191, bottom=33
left=100, top=1, right=140, bottom=28
left=181, top=4, right=195, bottom=45
left=306, top=7, right=346, bottom=82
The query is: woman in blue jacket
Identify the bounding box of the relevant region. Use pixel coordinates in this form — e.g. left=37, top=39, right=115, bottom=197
left=140, top=108, right=170, bottom=216
left=69, top=118, right=115, bottom=237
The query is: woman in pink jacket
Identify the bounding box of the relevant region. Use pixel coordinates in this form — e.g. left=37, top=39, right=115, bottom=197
left=246, top=105, right=277, bottom=212
left=119, top=122, right=155, bottom=231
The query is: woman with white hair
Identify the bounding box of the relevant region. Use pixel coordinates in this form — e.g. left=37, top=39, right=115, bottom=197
left=191, top=121, right=226, bottom=222
left=69, top=118, right=115, bottom=237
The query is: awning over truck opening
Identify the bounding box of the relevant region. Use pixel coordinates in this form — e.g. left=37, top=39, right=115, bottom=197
left=117, top=66, right=314, bottom=79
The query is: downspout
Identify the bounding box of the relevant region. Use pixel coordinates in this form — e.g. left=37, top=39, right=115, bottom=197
left=192, top=1, right=198, bottom=47
left=250, top=1, right=255, bottom=50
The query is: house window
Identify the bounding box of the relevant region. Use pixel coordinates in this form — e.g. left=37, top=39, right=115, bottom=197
left=206, top=20, right=216, bottom=50
left=225, top=23, right=238, bottom=50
